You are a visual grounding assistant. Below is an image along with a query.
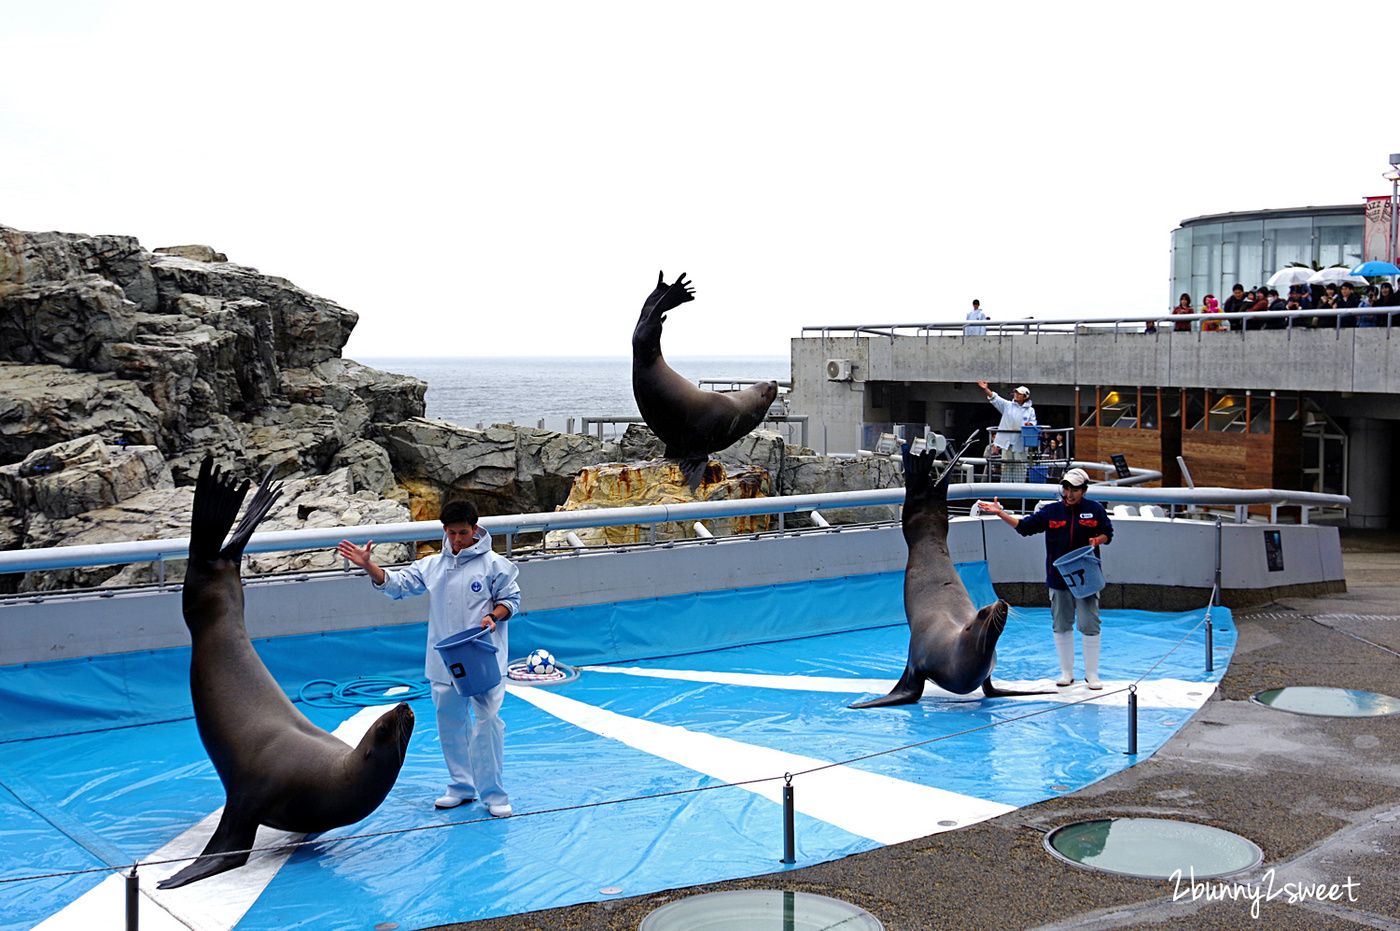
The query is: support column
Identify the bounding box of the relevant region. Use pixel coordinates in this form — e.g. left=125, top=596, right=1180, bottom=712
left=1346, top=418, right=1393, bottom=529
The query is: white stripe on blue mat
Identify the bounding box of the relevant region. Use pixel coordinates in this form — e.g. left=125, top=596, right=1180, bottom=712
left=506, top=685, right=1015, bottom=845
left=584, top=666, right=1215, bottom=709
left=32, top=698, right=404, bottom=931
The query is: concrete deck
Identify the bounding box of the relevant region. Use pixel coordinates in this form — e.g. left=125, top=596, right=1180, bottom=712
left=443, top=530, right=1400, bottom=931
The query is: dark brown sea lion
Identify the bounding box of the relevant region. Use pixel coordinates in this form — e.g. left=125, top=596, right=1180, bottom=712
left=631, top=271, right=780, bottom=490
left=851, top=446, right=1049, bottom=707
left=158, top=457, right=414, bottom=889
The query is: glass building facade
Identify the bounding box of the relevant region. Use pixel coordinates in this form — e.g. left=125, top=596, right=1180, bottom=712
left=1170, top=205, right=1365, bottom=305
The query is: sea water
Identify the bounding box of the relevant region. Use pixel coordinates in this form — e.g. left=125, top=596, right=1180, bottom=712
left=358, top=356, right=790, bottom=435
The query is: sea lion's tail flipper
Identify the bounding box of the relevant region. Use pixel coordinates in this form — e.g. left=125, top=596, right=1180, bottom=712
left=221, top=467, right=284, bottom=562
left=156, top=807, right=258, bottom=889
left=849, top=663, right=926, bottom=709
left=189, top=455, right=251, bottom=563
left=980, top=677, right=1054, bottom=698
left=678, top=453, right=710, bottom=491
left=641, top=271, right=695, bottom=319
left=899, top=446, right=942, bottom=503
left=189, top=457, right=284, bottom=564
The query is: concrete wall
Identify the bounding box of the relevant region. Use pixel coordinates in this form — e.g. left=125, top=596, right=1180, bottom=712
left=0, top=517, right=1343, bottom=666
left=790, top=329, right=1400, bottom=456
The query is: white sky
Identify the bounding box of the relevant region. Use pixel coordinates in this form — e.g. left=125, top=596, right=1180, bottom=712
left=2, top=1, right=1394, bottom=358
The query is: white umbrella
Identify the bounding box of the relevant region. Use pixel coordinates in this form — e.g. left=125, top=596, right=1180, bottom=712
left=1266, top=267, right=1315, bottom=288
left=1307, top=266, right=1369, bottom=286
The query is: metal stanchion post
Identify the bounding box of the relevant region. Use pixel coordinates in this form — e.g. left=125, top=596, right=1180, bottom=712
left=781, top=775, right=796, bottom=864
left=1206, top=615, right=1215, bottom=673
left=1126, top=686, right=1138, bottom=756
left=126, top=864, right=139, bottom=931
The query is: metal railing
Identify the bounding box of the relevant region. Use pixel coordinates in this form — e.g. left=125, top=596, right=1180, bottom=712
left=801, top=306, right=1399, bottom=342
left=0, top=483, right=1351, bottom=580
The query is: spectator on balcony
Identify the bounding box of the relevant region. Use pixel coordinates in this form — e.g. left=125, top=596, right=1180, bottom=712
left=1200, top=295, right=1223, bottom=331
left=1376, top=282, right=1398, bottom=307
left=964, top=299, right=988, bottom=336
left=1171, top=293, right=1194, bottom=332
left=1254, top=288, right=1276, bottom=331
left=978, top=381, right=1036, bottom=477
left=1221, top=283, right=1249, bottom=331
left=1335, top=281, right=1363, bottom=327
left=1291, top=284, right=1314, bottom=310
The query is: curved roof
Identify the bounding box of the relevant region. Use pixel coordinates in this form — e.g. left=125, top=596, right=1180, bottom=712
left=1178, top=203, right=1363, bottom=227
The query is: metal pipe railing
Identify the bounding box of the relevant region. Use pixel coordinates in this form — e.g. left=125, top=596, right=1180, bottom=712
left=0, top=484, right=1351, bottom=577
left=803, top=306, right=1395, bottom=340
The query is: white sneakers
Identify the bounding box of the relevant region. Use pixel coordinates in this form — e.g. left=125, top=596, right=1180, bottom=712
left=435, top=793, right=511, bottom=817
left=434, top=793, right=472, bottom=810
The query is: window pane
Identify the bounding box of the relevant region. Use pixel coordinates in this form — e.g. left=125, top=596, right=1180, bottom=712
left=1315, top=217, right=1364, bottom=268
left=1264, top=217, right=1312, bottom=273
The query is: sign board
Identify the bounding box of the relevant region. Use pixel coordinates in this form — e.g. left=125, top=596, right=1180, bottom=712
left=1264, top=529, right=1285, bottom=572
left=1110, top=453, right=1131, bottom=479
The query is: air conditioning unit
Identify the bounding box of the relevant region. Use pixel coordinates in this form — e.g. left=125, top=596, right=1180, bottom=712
left=826, top=358, right=853, bottom=381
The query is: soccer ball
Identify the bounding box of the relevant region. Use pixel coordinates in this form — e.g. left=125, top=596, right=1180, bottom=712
left=525, top=649, right=556, bottom=675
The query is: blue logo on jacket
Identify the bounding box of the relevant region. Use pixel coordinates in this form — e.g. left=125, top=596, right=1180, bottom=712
left=471, top=581, right=482, bottom=593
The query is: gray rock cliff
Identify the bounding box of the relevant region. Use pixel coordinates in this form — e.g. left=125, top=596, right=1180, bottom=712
left=1, top=223, right=894, bottom=594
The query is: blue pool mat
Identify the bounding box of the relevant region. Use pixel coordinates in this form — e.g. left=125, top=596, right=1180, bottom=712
left=0, top=564, right=1234, bottom=931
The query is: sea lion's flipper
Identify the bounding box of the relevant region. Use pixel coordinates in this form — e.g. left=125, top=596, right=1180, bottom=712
left=677, top=453, right=710, bottom=491
left=189, top=456, right=251, bottom=563
left=980, top=677, right=1054, bottom=698
left=640, top=271, right=695, bottom=318
left=220, top=467, right=283, bottom=561
left=849, top=664, right=926, bottom=709
left=156, top=806, right=259, bottom=889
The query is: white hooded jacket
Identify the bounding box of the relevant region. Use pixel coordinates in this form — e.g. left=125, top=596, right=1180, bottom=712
left=374, top=529, right=522, bottom=685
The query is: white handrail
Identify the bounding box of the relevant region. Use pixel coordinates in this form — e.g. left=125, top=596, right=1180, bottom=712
left=0, top=484, right=1350, bottom=576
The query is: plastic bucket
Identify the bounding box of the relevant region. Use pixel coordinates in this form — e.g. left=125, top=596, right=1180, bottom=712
left=1020, top=425, right=1042, bottom=448
left=434, top=628, right=501, bottom=697
left=1052, top=545, right=1105, bottom=598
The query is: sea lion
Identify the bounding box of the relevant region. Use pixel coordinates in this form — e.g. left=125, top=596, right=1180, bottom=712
left=631, top=271, right=780, bottom=489
left=851, top=445, right=1049, bottom=708
left=158, top=457, right=414, bottom=889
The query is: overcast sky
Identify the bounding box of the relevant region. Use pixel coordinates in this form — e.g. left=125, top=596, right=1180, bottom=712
left=2, top=1, right=1394, bottom=358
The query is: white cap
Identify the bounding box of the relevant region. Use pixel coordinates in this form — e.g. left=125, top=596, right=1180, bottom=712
left=1015, top=385, right=1031, bottom=397
left=1061, top=468, right=1091, bottom=488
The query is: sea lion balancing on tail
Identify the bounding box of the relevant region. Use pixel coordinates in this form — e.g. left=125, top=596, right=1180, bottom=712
left=158, top=456, right=414, bottom=889
left=850, top=445, right=1050, bottom=708
left=631, top=271, right=779, bottom=490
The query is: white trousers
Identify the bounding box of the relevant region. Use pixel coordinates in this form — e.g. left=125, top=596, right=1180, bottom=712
left=431, top=679, right=508, bottom=807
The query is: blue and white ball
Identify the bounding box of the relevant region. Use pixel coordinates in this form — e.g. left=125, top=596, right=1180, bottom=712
left=525, top=649, right=556, bottom=675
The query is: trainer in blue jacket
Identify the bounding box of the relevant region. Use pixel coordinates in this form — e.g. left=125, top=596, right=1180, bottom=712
left=338, top=499, right=521, bottom=816
left=976, top=468, right=1112, bottom=689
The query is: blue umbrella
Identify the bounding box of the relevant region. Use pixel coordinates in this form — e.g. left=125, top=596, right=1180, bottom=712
left=1350, top=260, right=1400, bottom=276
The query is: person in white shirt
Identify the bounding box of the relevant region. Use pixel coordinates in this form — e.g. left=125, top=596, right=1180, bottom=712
left=978, top=381, right=1036, bottom=471
left=964, top=299, right=988, bottom=336
left=338, top=499, right=521, bottom=817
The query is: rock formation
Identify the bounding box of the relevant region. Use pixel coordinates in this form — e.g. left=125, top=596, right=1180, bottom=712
left=547, top=460, right=773, bottom=547
left=0, top=223, right=904, bottom=594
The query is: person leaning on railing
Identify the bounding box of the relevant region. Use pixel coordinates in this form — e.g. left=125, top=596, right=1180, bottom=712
left=1171, top=293, right=1194, bottom=331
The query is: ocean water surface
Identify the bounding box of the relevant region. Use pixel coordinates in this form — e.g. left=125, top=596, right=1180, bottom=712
left=358, top=355, right=790, bottom=433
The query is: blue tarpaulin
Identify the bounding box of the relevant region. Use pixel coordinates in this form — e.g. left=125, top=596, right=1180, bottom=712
left=0, top=564, right=1233, bottom=931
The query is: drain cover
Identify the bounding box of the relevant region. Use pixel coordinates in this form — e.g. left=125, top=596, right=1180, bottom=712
left=1251, top=686, right=1400, bottom=717
left=639, top=890, right=883, bottom=930
left=1044, top=818, right=1262, bottom=879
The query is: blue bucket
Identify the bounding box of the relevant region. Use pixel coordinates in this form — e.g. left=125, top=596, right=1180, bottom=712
left=434, top=628, right=501, bottom=697
left=1052, top=545, right=1105, bottom=598
left=1020, top=424, right=1042, bottom=448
